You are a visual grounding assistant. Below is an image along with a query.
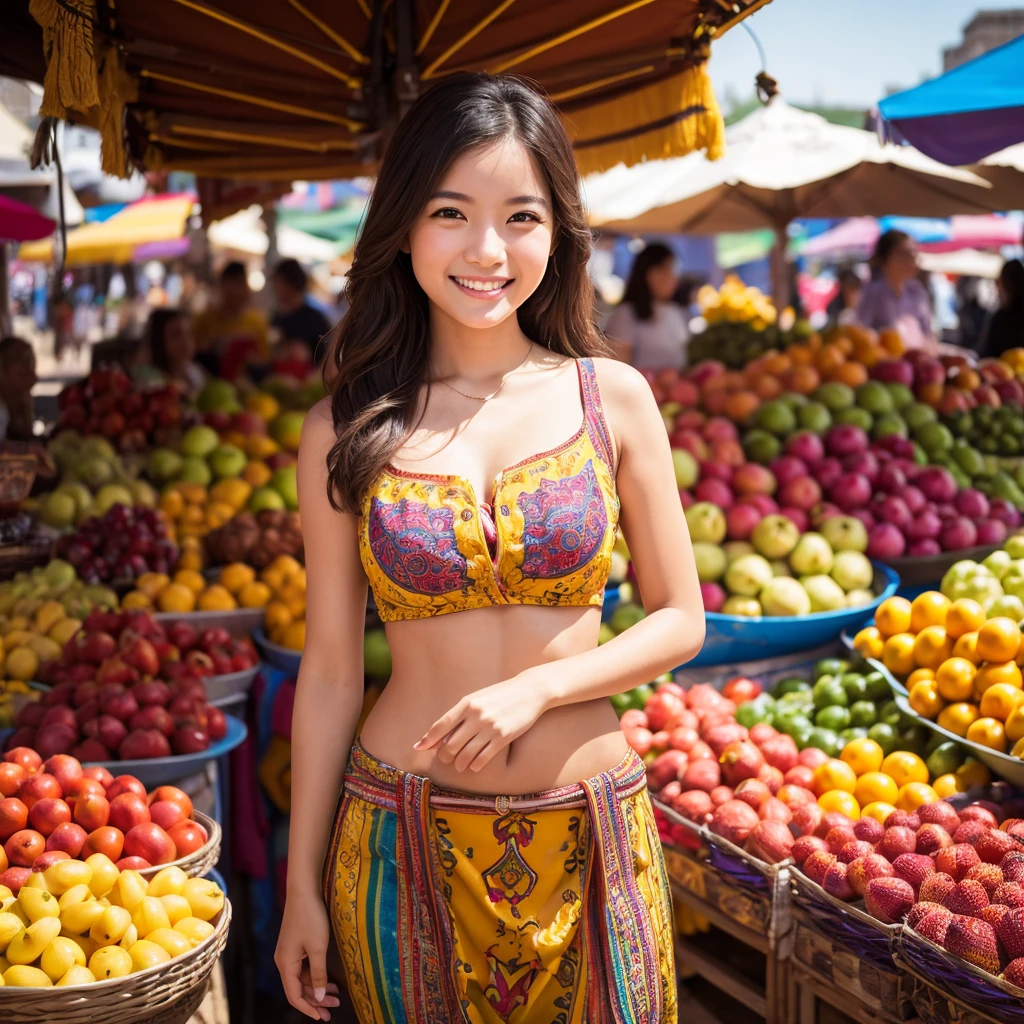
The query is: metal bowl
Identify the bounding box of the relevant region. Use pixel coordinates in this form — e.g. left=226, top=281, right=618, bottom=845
left=203, top=666, right=259, bottom=705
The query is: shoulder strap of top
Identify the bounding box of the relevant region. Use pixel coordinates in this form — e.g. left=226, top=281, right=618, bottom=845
left=578, top=357, right=615, bottom=468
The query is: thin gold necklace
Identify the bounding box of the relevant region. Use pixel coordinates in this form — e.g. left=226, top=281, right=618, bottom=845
left=435, top=346, right=533, bottom=402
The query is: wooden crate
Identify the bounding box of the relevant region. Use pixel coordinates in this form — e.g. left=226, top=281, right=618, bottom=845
left=657, top=800, right=791, bottom=1023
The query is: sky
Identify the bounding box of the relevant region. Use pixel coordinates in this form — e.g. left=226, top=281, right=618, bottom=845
left=709, top=0, right=1023, bottom=111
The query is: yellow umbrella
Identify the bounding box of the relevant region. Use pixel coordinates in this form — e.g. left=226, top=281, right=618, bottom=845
left=18, top=193, right=194, bottom=265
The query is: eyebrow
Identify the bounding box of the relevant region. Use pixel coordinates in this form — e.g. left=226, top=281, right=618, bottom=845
left=430, top=190, right=549, bottom=208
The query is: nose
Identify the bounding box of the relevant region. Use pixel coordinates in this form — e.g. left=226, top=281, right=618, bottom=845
left=464, top=223, right=506, bottom=269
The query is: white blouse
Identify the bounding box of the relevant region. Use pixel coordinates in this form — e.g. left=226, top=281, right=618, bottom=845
left=604, top=301, right=690, bottom=371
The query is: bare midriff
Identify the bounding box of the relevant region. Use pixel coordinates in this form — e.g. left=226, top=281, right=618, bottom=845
left=357, top=603, right=630, bottom=795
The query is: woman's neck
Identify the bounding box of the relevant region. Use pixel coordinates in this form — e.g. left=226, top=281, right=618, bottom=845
left=427, top=306, right=534, bottom=383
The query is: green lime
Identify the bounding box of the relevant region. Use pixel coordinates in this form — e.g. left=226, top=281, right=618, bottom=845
left=864, top=671, right=891, bottom=702
left=926, top=741, right=966, bottom=779
left=901, top=725, right=931, bottom=757
left=879, top=700, right=902, bottom=727
left=840, top=674, right=869, bottom=702
left=793, top=726, right=815, bottom=750
left=867, top=722, right=899, bottom=755
left=925, top=732, right=946, bottom=757
left=778, top=690, right=815, bottom=708
left=774, top=677, right=812, bottom=697
left=849, top=701, right=878, bottom=728
left=609, top=692, right=634, bottom=715
left=840, top=727, right=869, bottom=743
left=814, top=658, right=850, bottom=680
left=813, top=678, right=850, bottom=709
left=736, top=702, right=771, bottom=729
left=778, top=715, right=813, bottom=739
left=808, top=727, right=843, bottom=758
left=816, top=705, right=851, bottom=731
left=628, top=684, right=654, bottom=711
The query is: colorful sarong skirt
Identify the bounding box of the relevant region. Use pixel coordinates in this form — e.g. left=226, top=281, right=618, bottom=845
left=323, top=739, right=676, bottom=1024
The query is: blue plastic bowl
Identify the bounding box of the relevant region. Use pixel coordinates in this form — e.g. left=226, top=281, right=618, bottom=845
left=253, top=627, right=302, bottom=675
left=687, top=563, right=900, bottom=668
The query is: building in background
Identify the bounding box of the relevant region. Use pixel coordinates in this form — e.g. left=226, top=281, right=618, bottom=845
left=943, top=9, right=1024, bottom=69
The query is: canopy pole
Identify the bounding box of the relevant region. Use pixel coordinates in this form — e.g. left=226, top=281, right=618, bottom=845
left=771, top=220, right=789, bottom=310
left=0, top=244, right=11, bottom=337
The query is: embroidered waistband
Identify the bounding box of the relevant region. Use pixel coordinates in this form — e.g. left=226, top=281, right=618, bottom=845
left=344, top=738, right=648, bottom=815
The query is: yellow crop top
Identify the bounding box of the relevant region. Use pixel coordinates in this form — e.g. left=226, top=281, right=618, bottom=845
left=358, top=358, right=620, bottom=622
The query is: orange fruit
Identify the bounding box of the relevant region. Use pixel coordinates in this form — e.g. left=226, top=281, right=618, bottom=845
left=784, top=366, right=821, bottom=395
left=281, top=621, right=306, bottom=651
left=197, top=585, right=237, bottom=612
left=135, top=573, right=170, bottom=600
left=219, top=563, right=256, bottom=596
left=854, top=772, right=898, bottom=807
left=269, top=555, right=302, bottom=579
left=753, top=375, right=783, bottom=400
left=956, top=760, right=991, bottom=789
left=883, top=633, right=916, bottom=677
left=908, top=679, right=945, bottom=719
left=966, top=717, right=1008, bottom=752
left=724, top=391, right=760, bottom=424
left=879, top=328, right=904, bottom=355
left=896, top=783, right=938, bottom=812
left=876, top=597, right=912, bottom=639
left=761, top=351, right=791, bottom=376
left=881, top=751, right=928, bottom=788
left=788, top=344, right=813, bottom=366
left=913, top=626, right=953, bottom=670
left=911, top=592, right=951, bottom=633
left=176, top=547, right=204, bottom=572
left=814, top=344, right=846, bottom=375
left=937, top=702, right=980, bottom=737
left=172, top=570, right=206, bottom=596
left=156, top=584, right=196, bottom=614
left=243, top=462, right=273, bottom=488
left=121, top=591, right=152, bottom=611
left=973, top=660, right=1023, bottom=699
left=932, top=774, right=961, bottom=799
left=935, top=658, right=976, bottom=702
left=861, top=801, right=897, bottom=825
left=159, top=490, right=185, bottom=519
left=238, top=582, right=273, bottom=609
left=1006, top=705, right=1024, bottom=743
left=830, top=361, right=868, bottom=388
left=853, top=626, right=884, bottom=661
left=263, top=601, right=293, bottom=633
left=952, top=631, right=982, bottom=665
left=817, top=791, right=860, bottom=819
left=812, top=758, right=858, bottom=796
left=841, top=738, right=884, bottom=776
left=906, top=667, right=936, bottom=688
left=977, top=617, right=1022, bottom=663
left=980, top=682, right=1024, bottom=722
left=945, top=598, right=986, bottom=639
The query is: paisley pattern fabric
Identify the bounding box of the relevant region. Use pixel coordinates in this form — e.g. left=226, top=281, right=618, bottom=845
left=358, top=359, right=619, bottom=622
left=324, top=739, right=677, bottom=1024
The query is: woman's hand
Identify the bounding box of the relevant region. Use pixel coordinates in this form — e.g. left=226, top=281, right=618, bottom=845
left=274, top=892, right=341, bottom=1021
left=414, top=672, right=552, bottom=772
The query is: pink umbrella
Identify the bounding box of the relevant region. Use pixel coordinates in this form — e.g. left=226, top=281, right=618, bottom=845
left=0, top=195, right=55, bottom=243
left=800, top=218, right=878, bottom=259
left=920, top=215, right=1024, bottom=253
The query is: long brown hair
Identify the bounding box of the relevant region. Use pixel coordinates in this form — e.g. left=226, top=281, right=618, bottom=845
left=323, top=72, right=603, bottom=513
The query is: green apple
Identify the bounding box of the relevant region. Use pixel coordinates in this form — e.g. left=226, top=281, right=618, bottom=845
left=208, top=444, right=247, bottom=479
left=789, top=533, right=834, bottom=576
left=179, top=456, right=213, bottom=487
left=964, top=575, right=1005, bottom=609
left=801, top=575, right=846, bottom=612
left=986, top=594, right=1024, bottom=621
left=179, top=425, right=220, bottom=458
left=1006, top=535, right=1024, bottom=559
left=846, top=589, right=876, bottom=608
left=760, top=577, right=812, bottom=617
left=671, top=449, right=698, bottom=489
left=685, top=502, right=727, bottom=544
left=831, top=550, right=873, bottom=592
left=983, top=550, right=1013, bottom=578
left=270, top=466, right=298, bottom=510
left=725, top=554, right=773, bottom=597
left=722, top=596, right=762, bottom=617
left=751, top=514, right=800, bottom=559
left=723, top=541, right=755, bottom=563
left=820, top=515, right=869, bottom=554
left=248, top=486, right=286, bottom=513
left=363, top=629, right=392, bottom=678
left=693, top=543, right=727, bottom=583
left=610, top=603, right=646, bottom=633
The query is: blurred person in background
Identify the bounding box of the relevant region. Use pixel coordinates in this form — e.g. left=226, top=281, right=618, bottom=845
left=955, top=277, right=988, bottom=353
left=271, top=258, right=332, bottom=370
left=135, top=309, right=207, bottom=398
left=192, top=261, right=268, bottom=380
left=826, top=268, right=863, bottom=325
left=604, top=241, right=689, bottom=370
left=856, top=230, right=935, bottom=350
left=983, top=259, right=1024, bottom=358
left=0, top=336, right=37, bottom=442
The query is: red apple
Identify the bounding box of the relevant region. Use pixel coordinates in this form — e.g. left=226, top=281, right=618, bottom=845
left=129, top=706, right=174, bottom=738
left=74, top=792, right=110, bottom=832
left=106, top=775, right=146, bottom=800
left=124, top=822, right=176, bottom=866
left=29, top=850, right=70, bottom=872
left=0, top=763, right=26, bottom=797
left=5, top=829, right=45, bottom=867
left=81, top=826, right=123, bottom=862
left=27, top=798, right=71, bottom=837
left=41, top=755, right=83, bottom=798
left=0, top=866, right=31, bottom=893
left=168, top=819, right=208, bottom=858
left=0, top=798, right=28, bottom=841
left=115, top=856, right=152, bottom=871
left=71, top=739, right=111, bottom=763
left=119, top=730, right=172, bottom=760
left=83, top=766, right=114, bottom=789
left=172, top=726, right=209, bottom=755
left=149, top=801, right=187, bottom=831
left=45, top=822, right=87, bottom=858
left=148, top=786, right=194, bottom=818
left=108, top=792, right=151, bottom=833
left=18, top=774, right=62, bottom=811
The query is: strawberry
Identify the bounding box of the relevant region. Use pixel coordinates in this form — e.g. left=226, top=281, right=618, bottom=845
left=994, top=882, right=1024, bottom=909
left=865, top=877, right=915, bottom=924
left=917, top=801, right=960, bottom=833
left=847, top=854, right=894, bottom=897
left=997, top=907, right=1024, bottom=960
left=976, top=830, right=1019, bottom=865
left=965, top=863, right=1005, bottom=897
left=1003, top=956, right=1024, bottom=990
left=802, top=850, right=836, bottom=886
left=953, top=820, right=989, bottom=847
left=906, top=901, right=949, bottom=930
left=943, top=916, right=1004, bottom=974
left=935, top=843, right=982, bottom=881
left=892, top=853, right=936, bottom=894
left=916, top=909, right=953, bottom=945
left=943, top=879, right=990, bottom=917
left=1001, top=851, right=1024, bottom=885
left=915, top=823, right=953, bottom=856
left=979, top=904, right=1012, bottom=931
left=919, top=872, right=957, bottom=906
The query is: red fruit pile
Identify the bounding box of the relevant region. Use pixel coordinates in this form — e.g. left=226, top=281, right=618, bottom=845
left=0, top=749, right=210, bottom=892
left=164, top=621, right=258, bottom=678
left=56, top=367, right=183, bottom=451
left=15, top=611, right=230, bottom=761
left=56, top=504, right=178, bottom=585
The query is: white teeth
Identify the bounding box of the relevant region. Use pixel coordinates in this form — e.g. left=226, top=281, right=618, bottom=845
left=454, top=277, right=507, bottom=291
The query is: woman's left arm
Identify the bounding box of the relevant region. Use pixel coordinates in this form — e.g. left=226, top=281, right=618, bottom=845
left=540, top=358, right=704, bottom=707
left=417, top=359, right=704, bottom=770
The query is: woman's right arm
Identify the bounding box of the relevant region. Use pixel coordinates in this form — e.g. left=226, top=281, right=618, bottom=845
left=275, top=397, right=368, bottom=1020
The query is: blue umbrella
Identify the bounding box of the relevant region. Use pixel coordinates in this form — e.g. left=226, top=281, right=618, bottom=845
left=877, top=35, right=1024, bottom=165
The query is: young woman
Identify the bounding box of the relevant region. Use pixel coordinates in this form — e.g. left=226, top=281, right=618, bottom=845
left=983, top=259, right=1024, bottom=358
left=275, top=73, right=703, bottom=1024
left=137, top=309, right=206, bottom=397
left=604, top=242, right=690, bottom=371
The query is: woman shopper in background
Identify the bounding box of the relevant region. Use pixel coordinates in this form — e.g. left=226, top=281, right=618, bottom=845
left=604, top=241, right=691, bottom=371
left=983, top=259, right=1024, bottom=358
left=274, top=72, right=703, bottom=1024
left=136, top=308, right=207, bottom=398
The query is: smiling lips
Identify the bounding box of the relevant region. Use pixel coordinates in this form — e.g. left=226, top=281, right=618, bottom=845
left=451, top=275, right=512, bottom=298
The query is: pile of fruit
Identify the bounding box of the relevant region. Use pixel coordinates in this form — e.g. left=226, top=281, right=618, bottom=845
left=32, top=434, right=157, bottom=531
left=856, top=592, right=1024, bottom=757
left=256, top=558, right=307, bottom=652
left=55, top=368, right=184, bottom=452
left=203, top=509, right=303, bottom=570
left=194, top=380, right=307, bottom=455
left=55, top=505, right=177, bottom=587
left=0, top=749, right=208, bottom=874
left=687, top=501, right=878, bottom=616
left=156, top=479, right=254, bottom=544
left=1, top=597, right=83, bottom=683
left=937, top=536, right=1024, bottom=620
left=15, top=610, right=229, bottom=762
left=122, top=562, right=283, bottom=616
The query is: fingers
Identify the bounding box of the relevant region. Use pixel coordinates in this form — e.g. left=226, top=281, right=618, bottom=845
left=454, top=732, right=491, bottom=772
left=306, top=943, right=331, bottom=1009
left=415, top=701, right=465, bottom=750
left=435, top=720, right=476, bottom=765
left=467, top=739, right=498, bottom=772
left=277, top=956, right=324, bottom=1021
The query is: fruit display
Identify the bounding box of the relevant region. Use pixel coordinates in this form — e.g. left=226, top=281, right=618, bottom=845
left=55, top=505, right=177, bottom=588
left=156, top=480, right=255, bottom=544
left=55, top=368, right=184, bottom=453
left=686, top=501, right=879, bottom=616
left=0, top=854, right=223, bottom=986
left=32, top=433, right=157, bottom=530
left=0, top=596, right=84, bottom=683
left=936, top=535, right=1024, bottom=615
left=0, top=560, right=119, bottom=622
left=122, top=561, right=288, bottom=617
left=856, top=590, right=1024, bottom=757
left=203, top=509, right=303, bottom=570
left=0, top=748, right=209, bottom=873
left=255, top=557, right=307, bottom=652
left=17, top=610, right=228, bottom=761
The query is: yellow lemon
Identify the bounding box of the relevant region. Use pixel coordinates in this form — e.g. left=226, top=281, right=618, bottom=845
left=88, top=944, right=132, bottom=981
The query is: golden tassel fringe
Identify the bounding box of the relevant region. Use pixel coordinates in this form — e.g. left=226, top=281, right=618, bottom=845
left=29, top=0, right=99, bottom=117
left=566, top=62, right=725, bottom=177
left=94, top=45, right=138, bottom=178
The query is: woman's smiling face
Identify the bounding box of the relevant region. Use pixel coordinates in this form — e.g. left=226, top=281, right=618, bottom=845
left=406, top=137, right=554, bottom=331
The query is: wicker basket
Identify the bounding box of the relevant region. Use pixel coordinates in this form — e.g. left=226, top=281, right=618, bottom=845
left=0, top=898, right=231, bottom=1024
left=0, top=452, right=37, bottom=513
left=138, top=810, right=221, bottom=881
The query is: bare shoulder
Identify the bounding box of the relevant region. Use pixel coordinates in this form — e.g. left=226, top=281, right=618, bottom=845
left=589, top=356, right=659, bottom=413
left=299, top=397, right=336, bottom=448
